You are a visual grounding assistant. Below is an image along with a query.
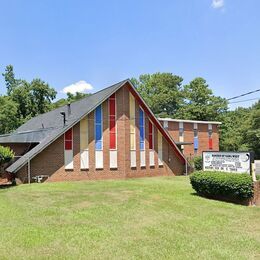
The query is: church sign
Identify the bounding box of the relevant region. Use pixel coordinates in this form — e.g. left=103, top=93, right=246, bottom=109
left=202, top=151, right=251, bottom=174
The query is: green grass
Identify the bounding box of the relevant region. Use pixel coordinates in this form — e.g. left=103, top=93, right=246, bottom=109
left=0, top=177, right=259, bottom=260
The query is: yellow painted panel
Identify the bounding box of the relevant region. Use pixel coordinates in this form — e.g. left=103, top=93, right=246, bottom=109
left=130, top=133, right=135, bottom=150
left=158, top=131, right=162, bottom=150
left=129, top=93, right=135, bottom=119
left=80, top=117, right=88, bottom=150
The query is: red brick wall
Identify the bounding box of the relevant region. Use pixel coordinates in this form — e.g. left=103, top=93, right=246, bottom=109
left=160, top=120, right=220, bottom=158
left=15, top=84, right=185, bottom=183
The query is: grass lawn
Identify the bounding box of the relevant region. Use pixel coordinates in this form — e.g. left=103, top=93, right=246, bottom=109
left=0, top=177, right=259, bottom=259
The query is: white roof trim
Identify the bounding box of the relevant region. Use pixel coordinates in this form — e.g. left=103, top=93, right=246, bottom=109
left=158, top=118, right=222, bottom=125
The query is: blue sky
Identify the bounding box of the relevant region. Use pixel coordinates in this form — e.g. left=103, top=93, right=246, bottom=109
left=0, top=0, right=259, bottom=109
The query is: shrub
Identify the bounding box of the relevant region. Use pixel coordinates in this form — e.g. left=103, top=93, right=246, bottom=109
left=190, top=171, right=254, bottom=200
left=193, top=156, right=203, bottom=171
left=0, top=145, right=14, bottom=165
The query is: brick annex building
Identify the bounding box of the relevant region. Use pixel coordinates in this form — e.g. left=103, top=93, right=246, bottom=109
left=158, top=118, right=221, bottom=159
left=0, top=80, right=189, bottom=183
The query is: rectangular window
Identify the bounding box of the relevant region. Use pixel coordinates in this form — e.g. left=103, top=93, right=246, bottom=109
left=148, top=120, right=154, bottom=150
left=109, top=93, right=117, bottom=168
left=95, top=105, right=103, bottom=169
left=139, top=107, right=145, bottom=167
left=95, top=105, right=103, bottom=150
left=64, top=128, right=73, bottom=170
left=139, top=108, right=145, bottom=150
left=208, top=124, right=213, bottom=150
left=179, top=122, right=184, bottom=150
left=194, top=128, right=198, bottom=151
left=80, top=117, right=89, bottom=169
left=158, top=131, right=163, bottom=166
left=149, top=120, right=155, bottom=166
left=129, top=93, right=136, bottom=167
left=109, top=93, right=117, bottom=150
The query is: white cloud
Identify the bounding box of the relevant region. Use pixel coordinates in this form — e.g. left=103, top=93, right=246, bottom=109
left=61, top=80, right=93, bottom=94
left=212, top=0, right=224, bottom=9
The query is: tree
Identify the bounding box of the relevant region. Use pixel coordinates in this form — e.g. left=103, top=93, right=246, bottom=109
left=2, top=65, right=18, bottom=95
left=176, top=77, right=228, bottom=121
left=29, top=78, right=57, bottom=116
left=52, top=92, right=91, bottom=109
left=219, top=108, right=249, bottom=151
left=0, top=96, right=20, bottom=134
left=0, top=65, right=57, bottom=134
left=131, top=73, right=183, bottom=116
left=243, top=101, right=260, bottom=158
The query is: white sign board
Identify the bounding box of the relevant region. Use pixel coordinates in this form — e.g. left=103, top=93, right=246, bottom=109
left=255, top=160, right=260, bottom=175
left=203, top=151, right=251, bottom=174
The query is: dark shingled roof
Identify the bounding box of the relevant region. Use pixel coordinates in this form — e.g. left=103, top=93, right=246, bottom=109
left=5, top=79, right=128, bottom=173
left=4, top=79, right=186, bottom=174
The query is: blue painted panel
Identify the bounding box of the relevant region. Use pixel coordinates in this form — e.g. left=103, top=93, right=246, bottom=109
left=139, top=108, right=144, bottom=127
left=194, top=137, right=199, bottom=150
left=95, top=140, right=102, bottom=150
left=139, top=108, right=145, bottom=150
left=96, top=125, right=102, bottom=141
left=140, top=141, right=145, bottom=150
left=95, top=105, right=102, bottom=124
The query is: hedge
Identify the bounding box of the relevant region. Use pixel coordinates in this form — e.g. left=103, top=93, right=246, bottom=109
left=190, top=171, right=254, bottom=200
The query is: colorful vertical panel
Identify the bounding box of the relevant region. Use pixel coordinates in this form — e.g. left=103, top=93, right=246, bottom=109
left=129, top=93, right=136, bottom=167
left=148, top=120, right=155, bottom=166
left=158, top=131, right=163, bottom=166
left=139, top=107, right=145, bottom=167
left=109, top=93, right=116, bottom=150
left=109, top=93, right=117, bottom=168
left=80, top=117, right=89, bottom=169
left=194, top=123, right=198, bottom=152
left=208, top=124, right=213, bottom=150
left=179, top=122, right=184, bottom=150
left=139, top=108, right=145, bottom=150
left=95, top=105, right=103, bottom=168
left=64, top=128, right=73, bottom=170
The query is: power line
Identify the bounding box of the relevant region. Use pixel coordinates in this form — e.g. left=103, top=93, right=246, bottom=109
left=227, top=88, right=260, bottom=101
left=229, top=97, right=260, bottom=104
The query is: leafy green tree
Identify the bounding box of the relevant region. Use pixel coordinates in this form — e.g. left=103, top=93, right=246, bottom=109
left=219, top=108, right=249, bottom=151
left=176, top=77, right=228, bottom=121
left=2, top=65, right=17, bottom=95
left=131, top=73, right=183, bottom=116
left=0, top=145, right=14, bottom=165
left=243, top=101, right=260, bottom=158
left=30, top=78, right=57, bottom=116
left=0, top=96, right=20, bottom=134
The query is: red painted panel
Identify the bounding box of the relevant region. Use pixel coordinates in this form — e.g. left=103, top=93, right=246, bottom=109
left=110, top=118, right=116, bottom=133
left=65, top=129, right=72, bottom=140
left=109, top=99, right=116, bottom=115
left=110, top=133, right=116, bottom=149
left=149, top=121, right=153, bottom=149
left=209, top=138, right=213, bottom=150
left=65, top=140, right=72, bottom=150
left=110, top=93, right=116, bottom=99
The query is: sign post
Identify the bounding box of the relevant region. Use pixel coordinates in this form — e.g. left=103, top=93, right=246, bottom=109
left=202, top=151, right=252, bottom=174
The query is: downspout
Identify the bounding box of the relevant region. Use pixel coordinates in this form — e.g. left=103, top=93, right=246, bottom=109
left=27, top=157, right=31, bottom=184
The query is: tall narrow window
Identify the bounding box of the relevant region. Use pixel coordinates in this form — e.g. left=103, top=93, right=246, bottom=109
left=158, top=131, right=163, bottom=166
left=95, top=105, right=103, bottom=168
left=148, top=120, right=155, bottom=166
left=109, top=93, right=117, bottom=168
left=64, top=128, right=73, bottom=170
left=194, top=123, right=198, bottom=154
left=80, top=117, right=89, bottom=169
left=129, top=93, right=136, bottom=167
left=139, top=107, right=145, bottom=167
left=179, top=122, right=184, bottom=151
left=208, top=124, right=213, bottom=150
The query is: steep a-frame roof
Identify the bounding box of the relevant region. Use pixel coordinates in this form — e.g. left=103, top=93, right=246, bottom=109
left=6, top=79, right=186, bottom=173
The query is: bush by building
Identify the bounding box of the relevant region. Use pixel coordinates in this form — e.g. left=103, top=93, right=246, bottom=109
left=190, top=171, right=254, bottom=200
